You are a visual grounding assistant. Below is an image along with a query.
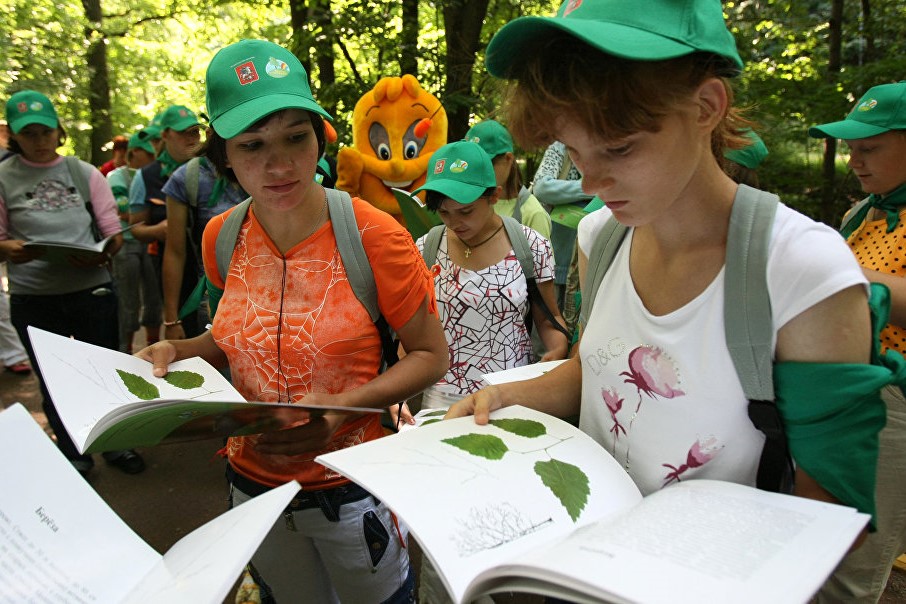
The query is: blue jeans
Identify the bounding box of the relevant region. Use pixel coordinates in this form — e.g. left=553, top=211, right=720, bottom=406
left=11, top=284, right=118, bottom=460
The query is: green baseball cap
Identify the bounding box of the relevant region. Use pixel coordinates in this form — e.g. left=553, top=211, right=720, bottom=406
left=724, top=129, right=768, bottom=169
left=6, top=90, right=58, bottom=134
left=159, top=104, right=201, bottom=132
left=139, top=111, right=166, bottom=140
left=414, top=141, right=498, bottom=204
left=128, top=131, right=156, bottom=154
left=465, top=120, right=514, bottom=158
left=486, top=0, right=743, bottom=79
left=205, top=39, right=332, bottom=139
left=809, top=82, right=906, bottom=140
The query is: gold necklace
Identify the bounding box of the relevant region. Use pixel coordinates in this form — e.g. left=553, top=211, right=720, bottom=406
left=458, top=222, right=504, bottom=258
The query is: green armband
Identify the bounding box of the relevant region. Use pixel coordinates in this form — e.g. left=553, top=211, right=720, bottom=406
left=774, top=362, right=888, bottom=528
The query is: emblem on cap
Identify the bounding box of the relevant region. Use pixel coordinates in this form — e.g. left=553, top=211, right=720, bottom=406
left=265, top=57, right=290, bottom=78
left=450, top=160, right=468, bottom=173
left=434, top=159, right=446, bottom=174
left=236, top=61, right=259, bottom=86
left=29, top=101, right=44, bottom=112
left=563, top=0, right=582, bottom=16
left=857, top=99, right=878, bottom=112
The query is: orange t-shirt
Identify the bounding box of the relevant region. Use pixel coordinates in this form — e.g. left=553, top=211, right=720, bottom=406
left=847, top=207, right=906, bottom=354
left=201, top=196, right=435, bottom=489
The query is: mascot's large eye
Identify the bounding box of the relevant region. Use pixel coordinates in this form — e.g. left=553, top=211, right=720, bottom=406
left=369, top=123, right=392, bottom=160
left=401, top=119, right=428, bottom=159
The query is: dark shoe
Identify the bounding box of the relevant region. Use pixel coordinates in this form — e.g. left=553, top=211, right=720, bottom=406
left=71, top=456, right=94, bottom=477
left=105, top=449, right=146, bottom=474
left=5, top=361, right=32, bottom=375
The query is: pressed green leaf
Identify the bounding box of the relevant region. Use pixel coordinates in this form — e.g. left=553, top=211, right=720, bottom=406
left=442, top=434, right=509, bottom=460
left=117, top=369, right=160, bottom=400
left=489, top=418, right=547, bottom=438
left=534, top=459, right=590, bottom=522
left=422, top=418, right=443, bottom=426
left=423, top=409, right=448, bottom=417
left=163, top=370, right=205, bottom=390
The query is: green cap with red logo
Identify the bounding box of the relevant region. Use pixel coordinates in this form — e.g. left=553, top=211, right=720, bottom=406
left=414, top=141, right=498, bottom=204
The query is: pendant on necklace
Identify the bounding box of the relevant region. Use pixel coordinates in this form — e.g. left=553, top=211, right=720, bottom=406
left=464, top=247, right=472, bottom=258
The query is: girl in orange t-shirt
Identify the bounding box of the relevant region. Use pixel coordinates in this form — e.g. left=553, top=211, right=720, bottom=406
left=138, top=39, right=448, bottom=603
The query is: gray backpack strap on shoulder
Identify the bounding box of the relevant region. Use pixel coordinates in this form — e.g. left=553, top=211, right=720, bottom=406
left=185, top=157, right=202, bottom=209
left=579, top=216, right=628, bottom=328
left=724, top=184, right=779, bottom=401
left=422, top=224, right=446, bottom=268
left=326, top=188, right=380, bottom=323
left=501, top=215, right=534, bottom=279
left=215, top=197, right=252, bottom=284
left=64, top=156, right=91, bottom=204
left=513, top=186, right=530, bottom=225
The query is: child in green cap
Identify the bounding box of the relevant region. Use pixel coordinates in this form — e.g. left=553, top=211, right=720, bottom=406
left=447, top=0, right=889, bottom=569
left=809, top=81, right=906, bottom=603
left=136, top=39, right=448, bottom=603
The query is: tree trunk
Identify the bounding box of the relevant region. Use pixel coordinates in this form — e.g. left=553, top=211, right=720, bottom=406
left=399, top=0, right=419, bottom=76
left=82, top=0, right=112, bottom=165
left=819, top=0, right=844, bottom=225
left=442, top=0, right=491, bottom=141
left=860, top=0, right=875, bottom=62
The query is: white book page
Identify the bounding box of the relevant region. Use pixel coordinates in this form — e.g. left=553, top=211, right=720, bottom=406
left=476, top=479, right=866, bottom=604
left=123, top=481, right=299, bottom=603
left=317, top=406, right=642, bottom=604
left=27, top=326, right=243, bottom=452
left=481, top=360, right=568, bottom=386
left=0, top=404, right=158, bottom=603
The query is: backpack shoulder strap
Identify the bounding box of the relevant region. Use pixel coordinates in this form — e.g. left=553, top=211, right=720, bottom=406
left=839, top=195, right=872, bottom=234
left=215, top=197, right=252, bottom=285
left=326, top=188, right=380, bottom=323
left=501, top=216, right=534, bottom=280
left=422, top=224, right=446, bottom=268
left=64, top=156, right=92, bottom=204
left=579, top=216, right=628, bottom=327
left=724, top=184, right=779, bottom=401
left=185, top=157, right=201, bottom=209
left=513, top=187, right=530, bottom=224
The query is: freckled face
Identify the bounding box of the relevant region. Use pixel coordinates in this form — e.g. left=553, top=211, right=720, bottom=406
left=12, top=124, right=60, bottom=163
left=225, top=109, right=320, bottom=212
left=845, top=131, right=906, bottom=196
left=555, top=107, right=705, bottom=227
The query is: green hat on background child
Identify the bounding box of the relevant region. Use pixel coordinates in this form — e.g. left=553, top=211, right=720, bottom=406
left=139, top=111, right=166, bottom=140
left=414, top=141, right=497, bottom=204
left=809, top=82, right=906, bottom=140
left=159, top=105, right=201, bottom=132
left=5, top=90, right=58, bottom=134
left=485, top=0, right=743, bottom=79
left=465, top=120, right=514, bottom=158
left=128, top=131, right=156, bottom=154
left=205, top=39, right=332, bottom=139
left=724, top=129, right=769, bottom=169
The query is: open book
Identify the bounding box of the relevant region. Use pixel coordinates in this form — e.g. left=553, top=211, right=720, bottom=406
left=316, top=405, right=868, bottom=604
left=28, top=326, right=381, bottom=454
left=0, top=403, right=298, bottom=603
left=24, top=223, right=138, bottom=264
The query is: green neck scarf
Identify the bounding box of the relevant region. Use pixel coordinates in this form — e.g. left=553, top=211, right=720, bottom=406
left=208, top=177, right=227, bottom=207
left=157, top=148, right=183, bottom=178
left=840, top=182, right=906, bottom=239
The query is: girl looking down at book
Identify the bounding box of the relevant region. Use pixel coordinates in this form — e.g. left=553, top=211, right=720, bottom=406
left=137, top=39, right=447, bottom=603
left=446, top=0, right=889, bottom=551
left=0, top=90, right=144, bottom=476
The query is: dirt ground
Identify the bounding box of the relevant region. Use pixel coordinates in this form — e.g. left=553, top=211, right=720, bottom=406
left=2, top=361, right=905, bottom=603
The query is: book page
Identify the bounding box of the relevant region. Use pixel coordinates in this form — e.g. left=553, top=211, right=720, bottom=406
left=481, top=360, right=567, bottom=386
left=476, top=479, right=867, bottom=604
left=24, top=224, right=138, bottom=264
left=123, top=481, right=299, bottom=603
left=316, top=406, right=642, bottom=604
left=27, top=326, right=244, bottom=453
left=0, top=404, right=158, bottom=603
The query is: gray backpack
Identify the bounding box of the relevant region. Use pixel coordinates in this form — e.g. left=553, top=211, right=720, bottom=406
left=580, top=185, right=791, bottom=492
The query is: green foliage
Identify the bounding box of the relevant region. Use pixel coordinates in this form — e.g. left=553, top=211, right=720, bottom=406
left=534, top=458, right=589, bottom=522
left=489, top=418, right=547, bottom=439
left=116, top=369, right=161, bottom=400
left=442, top=433, right=509, bottom=460
left=163, top=370, right=205, bottom=389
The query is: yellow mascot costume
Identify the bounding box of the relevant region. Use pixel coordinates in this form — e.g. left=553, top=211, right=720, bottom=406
left=336, top=75, right=447, bottom=222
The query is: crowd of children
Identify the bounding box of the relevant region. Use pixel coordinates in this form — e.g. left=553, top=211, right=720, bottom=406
left=1, top=0, right=905, bottom=601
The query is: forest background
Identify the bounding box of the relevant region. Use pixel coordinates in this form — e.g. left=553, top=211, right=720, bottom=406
left=2, top=0, right=904, bottom=226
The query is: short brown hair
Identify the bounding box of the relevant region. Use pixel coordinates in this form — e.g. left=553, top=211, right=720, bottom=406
left=503, top=31, right=752, bottom=160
